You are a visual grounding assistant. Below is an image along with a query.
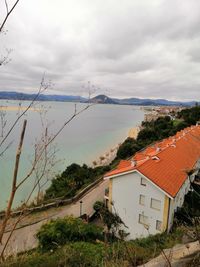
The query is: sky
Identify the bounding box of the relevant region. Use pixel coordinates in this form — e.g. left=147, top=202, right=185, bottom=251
left=0, top=0, right=200, bottom=101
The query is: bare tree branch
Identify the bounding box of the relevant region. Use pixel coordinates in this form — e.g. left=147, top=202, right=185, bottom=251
left=0, top=74, right=48, bottom=150
left=0, top=0, right=20, bottom=33
left=0, top=49, right=12, bottom=66
left=16, top=102, right=92, bottom=190
left=4, top=0, right=9, bottom=15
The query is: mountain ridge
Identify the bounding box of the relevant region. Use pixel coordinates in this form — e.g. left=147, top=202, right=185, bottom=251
left=0, top=91, right=198, bottom=106
left=90, top=94, right=197, bottom=106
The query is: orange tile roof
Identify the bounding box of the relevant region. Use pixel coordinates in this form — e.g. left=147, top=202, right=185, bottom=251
left=133, top=152, right=147, bottom=161
left=118, top=160, right=132, bottom=169
left=104, top=125, right=200, bottom=198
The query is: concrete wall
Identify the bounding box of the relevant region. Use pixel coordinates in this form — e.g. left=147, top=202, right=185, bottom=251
left=111, top=171, right=166, bottom=240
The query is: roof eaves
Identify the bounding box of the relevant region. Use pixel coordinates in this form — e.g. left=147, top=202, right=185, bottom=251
left=104, top=168, right=136, bottom=180
left=104, top=167, right=174, bottom=199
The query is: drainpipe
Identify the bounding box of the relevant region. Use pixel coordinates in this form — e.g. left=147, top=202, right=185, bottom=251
left=166, top=198, right=171, bottom=232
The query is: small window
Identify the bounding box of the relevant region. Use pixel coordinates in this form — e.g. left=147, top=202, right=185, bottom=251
left=156, top=220, right=162, bottom=231
left=139, top=214, right=149, bottom=225
left=139, top=194, right=145, bottom=205
left=141, top=177, right=146, bottom=186
left=151, top=198, right=161, bottom=210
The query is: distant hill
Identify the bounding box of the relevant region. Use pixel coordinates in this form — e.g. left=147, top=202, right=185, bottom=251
left=91, top=95, right=198, bottom=106
left=0, top=91, right=198, bottom=106
left=90, top=95, right=116, bottom=104
left=0, top=91, right=86, bottom=102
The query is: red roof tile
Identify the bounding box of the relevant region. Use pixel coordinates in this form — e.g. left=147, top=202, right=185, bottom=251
left=104, top=125, right=200, bottom=198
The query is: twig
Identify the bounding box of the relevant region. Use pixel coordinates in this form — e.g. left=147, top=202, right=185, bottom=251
left=0, top=0, right=20, bottom=33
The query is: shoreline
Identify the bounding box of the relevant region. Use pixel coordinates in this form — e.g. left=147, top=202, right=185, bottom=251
left=128, top=126, right=140, bottom=139
left=93, top=126, right=140, bottom=167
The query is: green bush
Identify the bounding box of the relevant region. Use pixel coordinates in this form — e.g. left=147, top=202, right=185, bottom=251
left=116, top=138, right=141, bottom=159
left=37, top=216, right=103, bottom=251
left=177, top=106, right=200, bottom=125
left=45, top=163, right=111, bottom=200
left=2, top=226, right=186, bottom=267
left=1, top=243, right=106, bottom=267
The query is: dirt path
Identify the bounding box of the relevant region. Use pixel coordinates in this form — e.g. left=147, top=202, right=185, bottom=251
left=0, top=179, right=109, bottom=257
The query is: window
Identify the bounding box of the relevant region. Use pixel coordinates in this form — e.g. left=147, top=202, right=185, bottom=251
left=156, top=220, right=162, bottom=231
left=139, top=194, right=145, bottom=205
left=151, top=198, right=161, bottom=210
left=139, top=214, right=149, bottom=226
left=141, top=177, right=146, bottom=186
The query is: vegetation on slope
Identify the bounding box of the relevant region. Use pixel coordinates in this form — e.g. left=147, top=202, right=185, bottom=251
left=177, top=105, right=200, bottom=125
left=45, top=164, right=110, bottom=200
left=1, top=218, right=185, bottom=267
left=44, top=106, right=200, bottom=201
left=175, top=183, right=200, bottom=226
left=117, top=105, right=200, bottom=159
left=2, top=186, right=199, bottom=267
left=37, top=216, right=103, bottom=251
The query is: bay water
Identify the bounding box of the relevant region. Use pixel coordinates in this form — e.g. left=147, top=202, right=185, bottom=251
left=0, top=101, right=144, bottom=209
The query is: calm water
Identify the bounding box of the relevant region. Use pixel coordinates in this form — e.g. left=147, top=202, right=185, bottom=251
left=0, top=101, right=144, bottom=209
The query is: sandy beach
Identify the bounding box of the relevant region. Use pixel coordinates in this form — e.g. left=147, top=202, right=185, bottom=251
left=128, top=126, right=140, bottom=139
left=92, top=143, right=121, bottom=167
left=93, top=126, right=141, bottom=167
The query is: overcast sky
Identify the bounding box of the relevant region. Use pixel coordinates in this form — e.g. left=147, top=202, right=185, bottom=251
left=0, top=0, right=200, bottom=101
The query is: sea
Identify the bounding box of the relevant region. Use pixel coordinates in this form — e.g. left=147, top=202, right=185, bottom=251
left=0, top=100, right=144, bottom=209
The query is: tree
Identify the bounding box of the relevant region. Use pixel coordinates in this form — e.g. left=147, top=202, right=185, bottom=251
left=93, top=201, right=128, bottom=241
left=0, top=3, right=94, bottom=260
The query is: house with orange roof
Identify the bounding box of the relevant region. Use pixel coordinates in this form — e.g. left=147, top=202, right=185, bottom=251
left=104, top=125, right=200, bottom=239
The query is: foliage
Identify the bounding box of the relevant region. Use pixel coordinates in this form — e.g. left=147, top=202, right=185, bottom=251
left=132, top=227, right=184, bottom=251
left=1, top=243, right=106, bottom=267
left=116, top=106, right=200, bottom=161
left=45, top=163, right=110, bottom=200
left=116, top=116, right=178, bottom=160
left=36, top=216, right=103, bottom=251
left=177, top=106, right=200, bottom=125
left=44, top=106, right=200, bottom=202
left=175, top=183, right=200, bottom=225
left=93, top=201, right=127, bottom=238
left=116, top=137, right=142, bottom=159
left=2, top=227, right=185, bottom=267
left=139, top=116, right=177, bottom=141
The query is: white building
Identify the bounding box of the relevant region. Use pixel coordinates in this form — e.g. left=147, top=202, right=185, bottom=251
left=104, top=125, right=200, bottom=240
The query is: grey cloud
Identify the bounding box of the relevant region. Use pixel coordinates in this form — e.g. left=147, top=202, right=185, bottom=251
left=1, top=0, right=200, bottom=100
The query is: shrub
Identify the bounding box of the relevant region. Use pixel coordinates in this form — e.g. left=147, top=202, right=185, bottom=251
left=37, top=216, right=103, bottom=251
left=45, top=163, right=111, bottom=200
left=1, top=243, right=106, bottom=267
left=2, top=227, right=185, bottom=267
left=116, top=138, right=141, bottom=159
left=65, top=242, right=106, bottom=267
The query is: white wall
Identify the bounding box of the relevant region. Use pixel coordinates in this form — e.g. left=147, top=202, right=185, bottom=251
left=111, top=171, right=165, bottom=240
left=167, top=176, right=191, bottom=231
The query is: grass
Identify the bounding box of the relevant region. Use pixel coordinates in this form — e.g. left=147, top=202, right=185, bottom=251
left=1, top=226, right=186, bottom=267
left=172, top=119, right=183, bottom=127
